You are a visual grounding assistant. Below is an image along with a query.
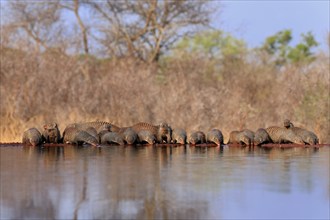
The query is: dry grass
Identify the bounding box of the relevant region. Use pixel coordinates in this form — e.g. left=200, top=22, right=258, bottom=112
left=1, top=48, right=329, bottom=143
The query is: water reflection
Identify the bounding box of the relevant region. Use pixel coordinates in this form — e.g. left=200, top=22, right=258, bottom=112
left=0, top=145, right=329, bottom=219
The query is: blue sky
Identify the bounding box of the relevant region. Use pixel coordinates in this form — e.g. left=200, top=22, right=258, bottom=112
left=217, top=1, right=329, bottom=50
left=1, top=0, right=328, bottom=51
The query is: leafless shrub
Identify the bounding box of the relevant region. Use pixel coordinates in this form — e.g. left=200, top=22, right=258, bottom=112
left=86, top=0, right=213, bottom=62
left=3, top=1, right=63, bottom=53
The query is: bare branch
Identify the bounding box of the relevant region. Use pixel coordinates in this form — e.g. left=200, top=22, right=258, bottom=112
left=58, top=0, right=89, bottom=54
left=88, top=0, right=215, bottom=62
left=4, top=1, right=62, bottom=53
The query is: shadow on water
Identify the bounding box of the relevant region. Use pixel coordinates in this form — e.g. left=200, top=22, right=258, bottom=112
left=0, top=145, right=329, bottom=219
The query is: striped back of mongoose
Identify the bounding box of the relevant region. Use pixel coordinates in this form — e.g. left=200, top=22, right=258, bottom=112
left=85, top=127, right=99, bottom=140
left=266, top=126, right=304, bottom=144
left=110, top=124, right=121, bottom=132
left=236, top=132, right=252, bottom=146
left=188, top=131, right=206, bottom=145
left=242, top=129, right=254, bottom=140
left=118, top=127, right=137, bottom=145
left=42, top=122, right=61, bottom=144
left=22, top=128, right=43, bottom=146
left=289, top=127, right=319, bottom=145
left=227, top=131, right=240, bottom=144
left=206, top=129, right=224, bottom=145
left=100, top=132, right=124, bottom=145
left=172, top=128, right=187, bottom=145
left=240, top=129, right=254, bottom=146
left=254, top=128, right=271, bottom=146
left=65, top=121, right=113, bottom=134
left=137, top=130, right=156, bottom=145
left=63, top=127, right=99, bottom=146
left=131, top=122, right=157, bottom=135
left=132, top=122, right=172, bottom=143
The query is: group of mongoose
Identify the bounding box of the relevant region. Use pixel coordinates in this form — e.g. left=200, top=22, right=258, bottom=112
left=22, top=119, right=319, bottom=147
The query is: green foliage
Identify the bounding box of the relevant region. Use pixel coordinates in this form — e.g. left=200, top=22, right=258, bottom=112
left=174, top=30, right=247, bottom=59
left=263, top=29, right=291, bottom=54
left=287, top=32, right=319, bottom=63
left=262, top=30, right=318, bottom=66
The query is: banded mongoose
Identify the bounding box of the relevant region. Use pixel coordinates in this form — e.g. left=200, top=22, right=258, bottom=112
left=42, top=122, right=61, bottom=144
left=254, top=128, right=271, bottom=146
left=188, top=131, right=206, bottom=145
left=227, top=130, right=240, bottom=144
left=131, top=122, right=172, bottom=143
left=227, top=130, right=252, bottom=146
left=63, top=127, right=99, bottom=146
left=240, top=129, right=254, bottom=146
left=172, top=128, right=187, bottom=145
left=100, top=131, right=124, bottom=145
left=118, top=127, right=138, bottom=145
left=85, top=127, right=99, bottom=141
left=22, top=128, right=43, bottom=146
left=284, top=120, right=319, bottom=145
left=236, top=132, right=252, bottom=146
left=266, top=126, right=304, bottom=144
left=206, top=128, right=224, bottom=145
left=137, top=130, right=156, bottom=145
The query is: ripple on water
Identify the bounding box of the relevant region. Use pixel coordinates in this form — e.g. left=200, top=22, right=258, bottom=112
left=0, top=145, right=329, bottom=219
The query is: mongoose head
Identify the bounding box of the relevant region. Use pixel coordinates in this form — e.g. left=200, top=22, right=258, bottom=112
left=146, top=135, right=156, bottom=145
left=159, top=122, right=172, bottom=143
left=113, top=136, right=125, bottom=145
left=306, top=136, right=319, bottom=145
left=210, top=136, right=221, bottom=145
left=44, top=122, right=58, bottom=131
left=30, top=136, right=40, bottom=146
left=176, top=135, right=186, bottom=145
left=124, top=131, right=137, bottom=145
left=284, top=119, right=294, bottom=129
left=123, top=128, right=137, bottom=144
left=254, top=136, right=263, bottom=146
left=188, top=132, right=199, bottom=145
left=240, top=135, right=251, bottom=146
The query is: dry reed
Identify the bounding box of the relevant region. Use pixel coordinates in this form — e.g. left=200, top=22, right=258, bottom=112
left=0, top=48, right=329, bottom=143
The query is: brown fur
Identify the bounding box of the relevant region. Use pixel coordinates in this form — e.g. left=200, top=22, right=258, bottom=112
left=137, top=130, right=156, bottom=144
left=172, top=128, right=187, bottom=145
left=266, top=126, right=304, bottom=144
left=254, top=128, right=271, bottom=146
left=227, top=130, right=240, bottom=144
left=131, top=122, right=172, bottom=143
left=188, top=131, right=206, bottom=145
left=63, top=127, right=99, bottom=146
left=100, top=131, right=124, bottom=145
left=22, top=128, right=43, bottom=146
left=206, top=128, right=224, bottom=145
left=42, top=122, right=61, bottom=144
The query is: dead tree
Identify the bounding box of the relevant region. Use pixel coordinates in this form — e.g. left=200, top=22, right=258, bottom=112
left=4, top=1, right=62, bottom=53
left=87, top=0, right=214, bottom=62
left=58, top=0, right=90, bottom=55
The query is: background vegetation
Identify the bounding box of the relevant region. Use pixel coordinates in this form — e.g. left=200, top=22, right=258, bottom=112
left=1, top=1, right=329, bottom=143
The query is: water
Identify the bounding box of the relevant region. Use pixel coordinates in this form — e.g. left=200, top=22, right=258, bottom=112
left=0, top=145, right=329, bottom=219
